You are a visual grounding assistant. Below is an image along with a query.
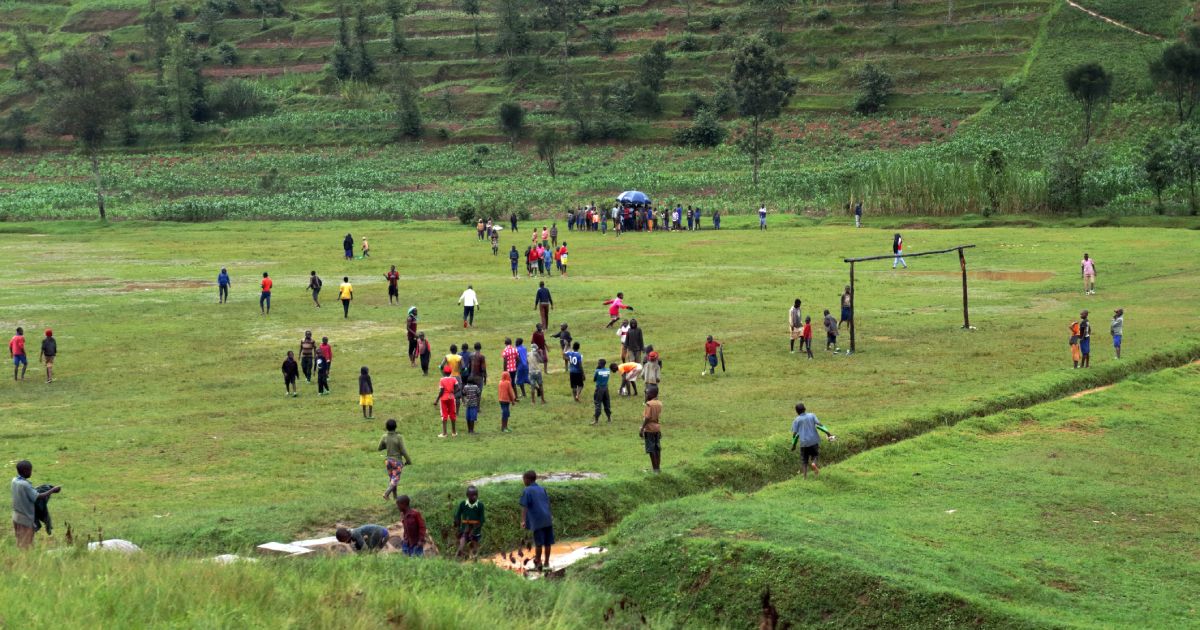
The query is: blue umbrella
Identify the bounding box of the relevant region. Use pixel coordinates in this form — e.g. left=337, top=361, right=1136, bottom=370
left=617, top=191, right=651, bottom=205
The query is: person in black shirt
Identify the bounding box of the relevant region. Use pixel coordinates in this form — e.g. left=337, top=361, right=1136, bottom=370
left=39, top=329, right=57, bottom=384
left=343, top=233, right=354, bottom=260
left=282, top=351, right=299, bottom=397
left=510, top=213, right=518, bottom=231
left=534, top=282, right=554, bottom=330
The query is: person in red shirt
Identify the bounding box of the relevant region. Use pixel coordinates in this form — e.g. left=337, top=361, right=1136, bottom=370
left=9, top=327, right=27, bottom=381
left=395, top=495, right=427, bottom=557
left=434, top=366, right=459, bottom=438
left=259, top=272, right=273, bottom=315
left=703, top=335, right=722, bottom=376
left=502, top=338, right=519, bottom=387
left=603, top=293, right=633, bottom=328
left=385, top=265, right=400, bottom=305
left=800, top=317, right=813, bottom=359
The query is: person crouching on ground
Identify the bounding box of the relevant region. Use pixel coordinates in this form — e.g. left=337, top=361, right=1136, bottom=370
left=336, top=524, right=389, bottom=552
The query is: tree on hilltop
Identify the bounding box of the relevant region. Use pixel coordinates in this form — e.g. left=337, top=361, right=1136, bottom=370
left=1064, top=62, right=1112, bottom=145
left=730, top=37, right=795, bottom=187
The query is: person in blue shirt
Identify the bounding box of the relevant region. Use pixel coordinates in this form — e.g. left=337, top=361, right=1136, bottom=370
left=790, top=402, right=836, bottom=479
left=509, top=246, right=520, bottom=278
left=565, top=341, right=584, bottom=402
left=592, top=359, right=612, bottom=424
left=519, top=470, right=554, bottom=571
left=515, top=338, right=530, bottom=398
left=854, top=201, right=863, bottom=228
left=217, top=268, right=230, bottom=304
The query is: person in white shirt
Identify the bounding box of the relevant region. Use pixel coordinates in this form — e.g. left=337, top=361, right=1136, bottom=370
left=758, top=204, right=768, bottom=230
left=617, top=320, right=630, bottom=362
left=458, top=285, right=479, bottom=328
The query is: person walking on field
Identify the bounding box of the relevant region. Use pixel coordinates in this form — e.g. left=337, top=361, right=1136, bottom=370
left=406, top=307, right=419, bottom=367
left=319, top=336, right=333, bottom=375
left=490, top=230, right=499, bottom=256
left=713, top=209, right=721, bottom=230
left=592, top=359, right=612, bottom=424
left=470, top=342, right=488, bottom=386
left=823, top=310, right=839, bottom=352
left=343, top=233, right=354, bottom=260
left=416, top=332, right=431, bottom=376
left=535, top=281, right=554, bottom=330
left=9, top=327, right=27, bottom=381
left=316, top=355, right=330, bottom=395
left=361, top=236, right=370, bottom=258
left=282, top=351, right=299, bottom=397
left=789, top=299, right=803, bottom=353
left=566, top=342, right=584, bottom=402
left=11, top=460, right=61, bottom=549
left=359, top=366, right=374, bottom=419
left=385, top=265, right=400, bottom=305
left=458, top=285, right=479, bottom=328
left=791, top=402, right=835, bottom=479
left=217, top=268, right=230, bottom=304
left=528, top=342, right=547, bottom=404
left=520, top=471, right=554, bottom=571
left=702, top=336, right=722, bottom=376
left=1111, top=308, right=1124, bottom=359
left=1078, top=309, right=1092, bottom=368
left=502, top=338, right=519, bottom=391
left=497, top=371, right=517, bottom=432
left=1081, top=253, right=1097, bottom=295
left=308, top=271, right=322, bottom=308
left=510, top=212, right=518, bottom=232
left=758, top=204, right=768, bottom=230
left=892, top=233, right=908, bottom=269
left=338, top=277, right=353, bottom=318
left=378, top=418, right=412, bottom=500
left=604, top=292, right=634, bottom=328
left=435, top=365, right=459, bottom=437
left=260, top=272, right=273, bottom=315
left=509, top=245, right=520, bottom=279
left=839, top=286, right=853, bottom=330
left=299, top=331, right=317, bottom=383
left=550, top=223, right=558, bottom=248
left=854, top=201, right=863, bottom=228
left=641, top=386, right=663, bottom=473
left=39, top=329, right=56, bottom=383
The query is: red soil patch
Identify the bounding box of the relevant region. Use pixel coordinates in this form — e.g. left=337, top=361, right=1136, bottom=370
left=61, top=10, right=142, bottom=33
left=623, top=25, right=669, bottom=40
left=202, top=63, right=325, bottom=78
left=117, top=280, right=210, bottom=292
left=1070, top=385, right=1113, bottom=399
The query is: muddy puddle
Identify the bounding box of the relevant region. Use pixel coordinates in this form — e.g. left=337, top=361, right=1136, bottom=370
left=489, top=537, right=605, bottom=577
left=468, top=471, right=604, bottom=486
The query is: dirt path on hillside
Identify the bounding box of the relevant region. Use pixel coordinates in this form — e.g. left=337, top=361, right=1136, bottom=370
left=1064, top=0, right=1166, bottom=41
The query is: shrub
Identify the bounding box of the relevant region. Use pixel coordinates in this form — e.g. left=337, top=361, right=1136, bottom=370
left=217, top=42, right=239, bottom=66
left=854, top=63, right=893, bottom=114
left=831, top=23, right=854, bottom=35
left=210, top=80, right=272, bottom=119
left=498, top=102, right=525, bottom=143
left=674, top=108, right=726, bottom=147
left=678, top=34, right=700, bottom=52
left=811, top=8, right=831, bottom=22
left=259, top=167, right=285, bottom=192
left=708, top=14, right=724, bottom=30
left=172, top=5, right=189, bottom=19
left=455, top=203, right=477, bottom=224
left=592, top=27, right=616, bottom=55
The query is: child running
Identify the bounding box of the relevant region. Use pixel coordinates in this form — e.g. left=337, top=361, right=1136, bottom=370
left=359, top=366, right=374, bottom=419
left=378, top=418, right=412, bottom=500
left=790, top=402, right=835, bottom=479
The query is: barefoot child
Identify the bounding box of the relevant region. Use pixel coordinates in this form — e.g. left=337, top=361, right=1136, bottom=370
left=640, top=385, right=663, bottom=473
left=565, top=342, right=584, bottom=402
left=282, top=351, right=299, bottom=397
left=454, top=485, right=485, bottom=559
left=615, top=360, right=642, bottom=397
left=823, top=310, right=838, bottom=352
left=703, top=336, right=721, bottom=375
left=528, top=343, right=547, bottom=404
left=1069, top=319, right=1082, bottom=369
left=359, top=366, right=374, bottom=419
left=378, top=419, right=412, bottom=500
left=790, top=402, right=835, bottom=479
left=498, top=371, right=517, bottom=432
left=1111, top=308, right=1123, bottom=359
left=519, top=471, right=554, bottom=571
left=462, top=378, right=482, bottom=434
left=801, top=316, right=814, bottom=359
left=435, top=366, right=459, bottom=437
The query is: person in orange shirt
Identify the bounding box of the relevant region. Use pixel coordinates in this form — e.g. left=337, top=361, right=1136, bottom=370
left=260, top=272, right=273, bottom=315
left=614, top=361, right=642, bottom=397
left=1069, top=320, right=1082, bottom=369
left=498, top=371, right=517, bottom=433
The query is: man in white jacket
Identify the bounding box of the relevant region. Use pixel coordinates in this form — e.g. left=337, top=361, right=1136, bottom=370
left=458, top=285, right=479, bottom=328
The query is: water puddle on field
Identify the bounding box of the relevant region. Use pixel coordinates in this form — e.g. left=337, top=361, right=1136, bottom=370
left=489, top=537, right=606, bottom=577
left=468, top=471, right=605, bottom=486
left=906, top=270, right=1054, bottom=282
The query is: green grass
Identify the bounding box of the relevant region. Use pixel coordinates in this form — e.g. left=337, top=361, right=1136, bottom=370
left=1, top=220, right=1198, bottom=556
left=584, top=364, right=1200, bottom=628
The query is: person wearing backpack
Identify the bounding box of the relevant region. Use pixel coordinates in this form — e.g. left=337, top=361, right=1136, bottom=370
left=308, top=271, right=323, bottom=308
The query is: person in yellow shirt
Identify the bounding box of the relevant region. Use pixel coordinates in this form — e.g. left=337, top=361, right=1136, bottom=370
left=441, top=344, right=463, bottom=378
left=339, top=277, right=353, bottom=319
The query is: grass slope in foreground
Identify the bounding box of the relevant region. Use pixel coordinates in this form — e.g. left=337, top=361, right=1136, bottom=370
left=585, top=364, right=1200, bottom=628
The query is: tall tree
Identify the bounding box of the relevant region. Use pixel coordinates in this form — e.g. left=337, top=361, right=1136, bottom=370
left=352, top=1, right=376, bottom=80
left=729, top=37, right=796, bottom=187
left=498, top=102, right=525, bottom=145
left=386, top=0, right=409, bottom=54
left=1064, top=62, right=1112, bottom=145
left=1150, top=42, right=1200, bottom=124
left=535, top=127, right=563, bottom=177
left=330, top=2, right=353, bottom=80
left=1143, top=133, right=1173, bottom=214
left=751, top=0, right=795, bottom=33
left=1170, top=123, right=1200, bottom=215
left=459, top=0, right=481, bottom=54
left=143, top=0, right=174, bottom=87
left=854, top=63, right=893, bottom=114
left=539, top=0, right=586, bottom=61
left=390, top=68, right=422, bottom=140
left=495, top=0, right=530, bottom=57
left=637, top=41, right=672, bottom=94
left=43, top=44, right=135, bottom=219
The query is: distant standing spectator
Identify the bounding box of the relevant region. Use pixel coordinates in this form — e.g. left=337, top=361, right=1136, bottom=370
left=361, top=236, right=370, bottom=258
left=395, top=495, right=427, bottom=557
left=686, top=207, right=694, bottom=231
left=566, top=341, right=584, bottom=402
left=791, top=402, right=835, bottom=479
left=892, top=233, right=907, bottom=269
left=338, top=277, right=353, bottom=318
left=386, top=265, right=400, bottom=305
left=550, top=223, right=559, bottom=248
left=217, top=268, right=230, bottom=304
left=702, top=336, right=721, bottom=376
left=259, top=272, right=273, bottom=315
left=1111, top=308, right=1124, bottom=359
left=416, top=332, right=431, bottom=376
left=458, top=285, right=479, bottom=328
left=406, top=307, right=419, bottom=367
left=316, top=355, right=330, bottom=395
left=528, top=342, right=547, bottom=404
left=378, top=418, right=411, bottom=500
left=319, top=336, right=333, bottom=374
left=470, top=342, right=488, bottom=386
left=343, top=233, right=354, bottom=260
left=789, top=299, right=803, bottom=353
left=854, top=201, right=863, bottom=228
left=839, top=286, right=853, bottom=330
left=490, top=231, right=499, bottom=256
left=359, top=366, right=374, bottom=419
left=713, top=209, right=721, bottom=230
left=823, top=310, right=838, bottom=352
left=558, top=243, right=569, bottom=277
left=454, top=485, right=485, bottom=559
left=299, top=331, right=317, bottom=383
left=801, top=317, right=814, bottom=359
left=11, top=460, right=61, bottom=549
left=1081, top=253, right=1097, bottom=295
left=282, top=351, right=300, bottom=397
left=617, top=320, right=630, bottom=362
left=308, top=271, right=322, bottom=308
left=510, top=212, right=518, bottom=232
left=9, top=327, right=26, bottom=382
left=758, top=204, right=768, bottom=230
left=1069, top=318, right=1082, bottom=369
left=509, top=246, right=520, bottom=279
left=1078, top=310, right=1092, bottom=368
left=642, top=349, right=662, bottom=391
left=520, top=471, right=554, bottom=571
left=515, top=339, right=529, bottom=397
left=641, top=386, right=663, bottom=473
left=462, top=378, right=481, bottom=434
left=39, top=329, right=56, bottom=384
left=534, top=282, right=554, bottom=330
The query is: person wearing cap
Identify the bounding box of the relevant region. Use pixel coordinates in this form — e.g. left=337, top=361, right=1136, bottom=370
left=642, top=347, right=662, bottom=392
left=39, top=329, right=56, bottom=383
left=1110, top=308, right=1124, bottom=359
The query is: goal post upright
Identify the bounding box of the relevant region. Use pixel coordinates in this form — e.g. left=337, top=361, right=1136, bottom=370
left=842, top=244, right=976, bottom=354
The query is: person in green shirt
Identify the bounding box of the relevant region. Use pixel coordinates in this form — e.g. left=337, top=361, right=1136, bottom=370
left=453, top=485, right=485, bottom=559
left=378, top=419, right=412, bottom=500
